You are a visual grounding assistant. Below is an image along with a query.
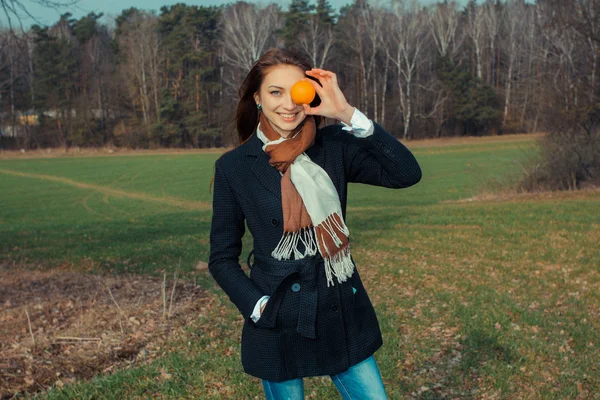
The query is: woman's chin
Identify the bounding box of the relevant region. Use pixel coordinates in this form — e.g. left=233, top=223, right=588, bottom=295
left=266, top=112, right=307, bottom=137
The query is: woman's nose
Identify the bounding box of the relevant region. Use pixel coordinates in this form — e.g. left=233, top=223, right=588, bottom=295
left=282, top=93, right=296, bottom=110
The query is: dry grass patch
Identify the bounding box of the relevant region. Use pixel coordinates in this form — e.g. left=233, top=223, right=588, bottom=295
left=0, top=262, right=209, bottom=398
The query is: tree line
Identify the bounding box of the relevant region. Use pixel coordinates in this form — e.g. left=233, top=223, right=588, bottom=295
left=0, top=0, right=597, bottom=149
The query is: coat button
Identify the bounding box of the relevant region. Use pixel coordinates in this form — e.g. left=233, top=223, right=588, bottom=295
left=291, top=283, right=301, bottom=292
left=331, top=304, right=338, bottom=312
left=271, top=218, right=279, bottom=226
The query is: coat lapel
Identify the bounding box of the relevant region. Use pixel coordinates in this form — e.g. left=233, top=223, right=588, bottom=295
left=246, top=132, right=282, bottom=200
left=253, top=154, right=282, bottom=200
left=245, top=129, right=325, bottom=201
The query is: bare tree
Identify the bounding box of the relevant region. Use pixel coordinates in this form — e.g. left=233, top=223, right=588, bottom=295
left=425, top=1, right=462, bottom=136
left=218, top=2, right=282, bottom=101
left=387, top=0, right=428, bottom=139
left=482, top=0, right=499, bottom=87
left=538, top=0, right=600, bottom=110
left=466, top=1, right=486, bottom=80
left=542, top=0, right=600, bottom=44
left=1, top=0, right=80, bottom=30
left=377, top=32, right=389, bottom=126
left=117, top=11, right=160, bottom=125
left=339, top=0, right=384, bottom=117
left=518, top=4, right=538, bottom=130
left=537, top=1, right=579, bottom=112
left=501, top=0, right=527, bottom=128
left=219, top=2, right=281, bottom=74
left=427, top=1, right=461, bottom=59
left=298, top=13, right=334, bottom=69
left=572, top=1, right=600, bottom=103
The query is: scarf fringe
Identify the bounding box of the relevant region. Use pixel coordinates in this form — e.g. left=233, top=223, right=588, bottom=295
left=271, top=213, right=355, bottom=287
left=318, top=212, right=350, bottom=246
left=271, top=227, right=318, bottom=260
left=324, top=244, right=354, bottom=287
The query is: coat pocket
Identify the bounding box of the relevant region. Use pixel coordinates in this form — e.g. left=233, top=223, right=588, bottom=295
left=250, top=265, right=298, bottom=330
left=249, top=253, right=320, bottom=334
left=249, top=267, right=276, bottom=328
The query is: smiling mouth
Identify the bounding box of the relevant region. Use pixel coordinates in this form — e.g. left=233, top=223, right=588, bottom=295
left=278, top=112, right=299, bottom=120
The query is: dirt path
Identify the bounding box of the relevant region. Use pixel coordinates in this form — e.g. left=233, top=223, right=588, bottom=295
left=0, top=168, right=211, bottom=211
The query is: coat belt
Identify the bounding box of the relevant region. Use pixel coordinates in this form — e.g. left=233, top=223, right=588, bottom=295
left=249, top=252, right=322, bottom=339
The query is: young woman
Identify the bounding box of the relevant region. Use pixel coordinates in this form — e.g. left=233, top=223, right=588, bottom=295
left=208, top=48, right=422, bottom=400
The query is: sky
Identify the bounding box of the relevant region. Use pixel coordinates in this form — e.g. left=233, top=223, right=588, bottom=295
left=0, top=0, right=470, bottom=30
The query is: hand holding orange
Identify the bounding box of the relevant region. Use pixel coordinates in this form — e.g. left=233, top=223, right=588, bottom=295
left=302, top=68, right=353, bottom=123
left=291, top=80, right=316, bottom=105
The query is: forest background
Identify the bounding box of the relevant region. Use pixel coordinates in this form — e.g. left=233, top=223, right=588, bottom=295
left=0, top=0, right=594, bottom=151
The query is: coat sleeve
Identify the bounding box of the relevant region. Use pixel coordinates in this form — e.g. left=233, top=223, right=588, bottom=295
left=341, top=122, right=422, bottom=188
left=208, top=159, right=265, bottom=319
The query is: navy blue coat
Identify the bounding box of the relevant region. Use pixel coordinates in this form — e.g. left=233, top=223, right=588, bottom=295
left=208, top=121, right=422, bottom=382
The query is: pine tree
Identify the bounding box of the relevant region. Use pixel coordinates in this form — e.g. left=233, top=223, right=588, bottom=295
left=283, top=0, right=315, bottom=50
left=157, top=4, right=220, bottom=147
left=436, top=55, right=500, bottom=135
left=316, top=0, right=335, bottom=25
left=31, top=15, right=79, bottom=146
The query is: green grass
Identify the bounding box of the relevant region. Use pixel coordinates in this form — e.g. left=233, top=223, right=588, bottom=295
left=1, top=135, right=599, bottom=399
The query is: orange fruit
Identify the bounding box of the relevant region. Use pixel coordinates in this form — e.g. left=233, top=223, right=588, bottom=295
left=290, top=80, right=316, bottom=105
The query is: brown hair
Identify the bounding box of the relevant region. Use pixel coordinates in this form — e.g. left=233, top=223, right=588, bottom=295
left=236, top=47, right=322, bottom=144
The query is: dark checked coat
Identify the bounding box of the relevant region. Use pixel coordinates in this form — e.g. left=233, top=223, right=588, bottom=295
left=208, top=121, right=422, bottom=382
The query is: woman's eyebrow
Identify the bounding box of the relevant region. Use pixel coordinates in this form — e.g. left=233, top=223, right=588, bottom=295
left=268, top=85, right=284, bottom=89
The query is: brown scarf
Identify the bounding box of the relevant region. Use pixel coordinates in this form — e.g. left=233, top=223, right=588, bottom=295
left=258, top=112, right=353, bottom=287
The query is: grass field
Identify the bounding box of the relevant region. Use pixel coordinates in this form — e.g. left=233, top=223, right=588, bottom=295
left=1, top=133, right=599, bottom=399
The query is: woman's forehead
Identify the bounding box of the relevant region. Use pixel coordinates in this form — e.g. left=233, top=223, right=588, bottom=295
left=262, top=65, right=305, bottom=88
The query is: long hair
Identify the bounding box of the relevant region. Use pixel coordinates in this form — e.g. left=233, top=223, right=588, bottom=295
left=236, top=48, right=322, bottom=144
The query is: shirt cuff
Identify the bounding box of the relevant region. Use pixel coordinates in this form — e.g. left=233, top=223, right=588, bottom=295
left=341, top=108, right=374, bottom=138
left=250, top=295, right=270, bottom=323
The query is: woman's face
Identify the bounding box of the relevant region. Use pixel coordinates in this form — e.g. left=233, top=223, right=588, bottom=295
left=254, top=64, right=307, bottom=138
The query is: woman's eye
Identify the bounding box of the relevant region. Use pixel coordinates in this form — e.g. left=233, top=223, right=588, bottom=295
left=270, top=90, right=281, bottom=96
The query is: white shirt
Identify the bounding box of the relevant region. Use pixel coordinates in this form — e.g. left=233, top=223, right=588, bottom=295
left=251, top=108, right=373, bottom=323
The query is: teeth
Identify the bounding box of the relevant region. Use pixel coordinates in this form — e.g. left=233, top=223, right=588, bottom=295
left=280, top=113, right=297, bottom=118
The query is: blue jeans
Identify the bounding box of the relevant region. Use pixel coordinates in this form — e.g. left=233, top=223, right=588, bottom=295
left=261, top=355, right=387, bottom=400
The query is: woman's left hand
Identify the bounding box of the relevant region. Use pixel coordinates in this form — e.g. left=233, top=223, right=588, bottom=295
left=301, top=69, right=355, bottom=125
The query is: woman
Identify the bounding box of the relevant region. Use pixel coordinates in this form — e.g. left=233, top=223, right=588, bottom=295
left=208, top=48, right=422, bottom=399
